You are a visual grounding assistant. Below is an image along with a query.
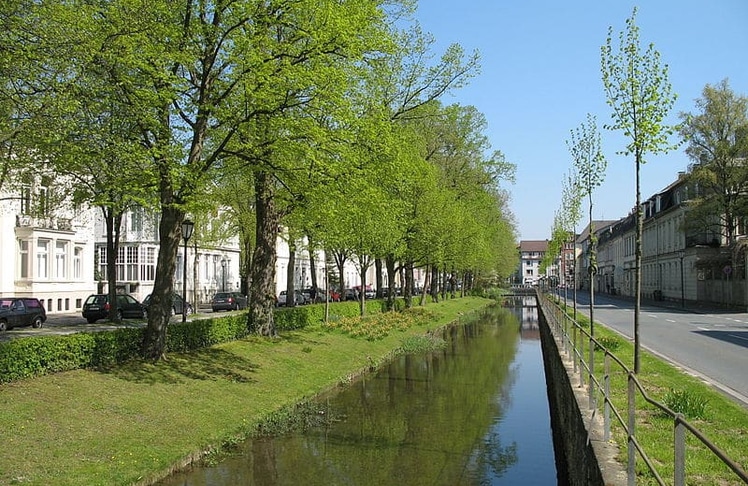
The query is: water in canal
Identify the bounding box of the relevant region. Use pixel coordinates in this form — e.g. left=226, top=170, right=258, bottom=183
left=159, top=300, right=564, bottom=485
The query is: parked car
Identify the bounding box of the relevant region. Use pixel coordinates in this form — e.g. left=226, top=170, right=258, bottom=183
left=343, top=288, right=357, bottom=301
left=0, top=297, right=47, bottom=331
left=82, top=293, right=145, bottom=323
left=277, top=290, right=307, bottom=306
left=142, top=293, right=194, bottom=317
left=211, top=292, right=248, bottom=312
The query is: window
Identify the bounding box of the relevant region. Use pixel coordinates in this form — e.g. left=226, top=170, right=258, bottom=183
left=141, top=247, right=155, bottom=281
left=20, top=182, right=31, bottom=214
left=38, top=175, right=52, bottom=216
left=19, top=240, right=29, bottom=278
left=73, top=247, right=82, bottom=280
left=526, top=269, right=533, bottom=275
left=126, top=246, right=138, bottom=280
left=37, top=240, right=49, bottom=279
left=98, top=247, right=108, bottom=280
left=55, top=241, right=68, bottom=279
left=115, top=246, right=125, bottom=281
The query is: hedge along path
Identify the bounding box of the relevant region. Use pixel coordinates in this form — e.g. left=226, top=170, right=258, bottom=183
left=0, top=297, right=493, bottom=486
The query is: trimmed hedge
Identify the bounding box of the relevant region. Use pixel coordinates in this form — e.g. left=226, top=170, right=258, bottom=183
left=0, top=300, right=392, bottom=384
left=274, top=299, right=386, bottom=330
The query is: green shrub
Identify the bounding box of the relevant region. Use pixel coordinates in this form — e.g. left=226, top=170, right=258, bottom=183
left=595, top=336, right=621, bottom=352
left=0, top=300, right=394, bottom=384
left=663, top=388, right=709, bottom=420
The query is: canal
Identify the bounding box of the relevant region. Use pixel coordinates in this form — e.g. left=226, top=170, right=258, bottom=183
left=158, top=300, right=565, bottom=485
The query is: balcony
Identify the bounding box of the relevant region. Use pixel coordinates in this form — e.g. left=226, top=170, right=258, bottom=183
left=16, top=215, right=73, bottom=232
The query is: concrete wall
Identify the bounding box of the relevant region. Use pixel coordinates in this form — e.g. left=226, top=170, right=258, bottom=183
left=538, top=304, right=626, bottom=486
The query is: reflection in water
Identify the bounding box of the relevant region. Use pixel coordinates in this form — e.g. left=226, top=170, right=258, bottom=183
left=159, top=304, right=561, bottom=485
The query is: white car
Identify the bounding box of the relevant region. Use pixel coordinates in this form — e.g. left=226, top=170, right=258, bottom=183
left=277, top=290, right=307, bottom=306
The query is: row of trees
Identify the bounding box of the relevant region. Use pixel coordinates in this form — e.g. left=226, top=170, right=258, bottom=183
left=544, top=8, right=748, bottom=373
left=1, top=1, right=518, bottom=359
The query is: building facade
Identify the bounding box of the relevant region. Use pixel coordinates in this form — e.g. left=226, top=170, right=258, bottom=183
left=517, top=240, right=548, bottom=286
left=0, top=173, right=97, bottom=314
left=582, top=173, right=747, bottom=308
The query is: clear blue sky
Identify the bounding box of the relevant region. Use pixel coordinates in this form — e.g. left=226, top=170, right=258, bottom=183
left=414, top=1, right=748, bottom=241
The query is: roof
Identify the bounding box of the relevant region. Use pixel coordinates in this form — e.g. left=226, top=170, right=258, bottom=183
left=518, top=240, right=549, bottom=252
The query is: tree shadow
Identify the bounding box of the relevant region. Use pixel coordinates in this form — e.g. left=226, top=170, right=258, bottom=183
left=693, top=330, right=748, bottom=349
left=99, top=347, right=260, bottom=385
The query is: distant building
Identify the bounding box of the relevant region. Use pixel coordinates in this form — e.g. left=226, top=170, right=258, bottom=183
left=517, top=240, right=548, bottom=286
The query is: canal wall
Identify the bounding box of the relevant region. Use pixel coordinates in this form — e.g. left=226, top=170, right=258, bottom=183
left=538, top=305, right=627, bottom=486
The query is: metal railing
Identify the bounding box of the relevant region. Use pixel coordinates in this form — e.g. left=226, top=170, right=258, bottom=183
left=538, top=291, right=748, bottom=485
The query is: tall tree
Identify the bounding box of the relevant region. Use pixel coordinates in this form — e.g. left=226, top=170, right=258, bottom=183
left=601, top=7, right=679, bottom=373
left=679, top=79, right=748, bottom=247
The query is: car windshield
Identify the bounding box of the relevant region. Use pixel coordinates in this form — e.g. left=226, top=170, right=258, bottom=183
left=214, top=293, right=230, bottom=299
left=85, top=295, right=107, bottom=305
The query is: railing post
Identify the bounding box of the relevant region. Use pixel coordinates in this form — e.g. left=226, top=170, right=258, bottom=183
left=674, top=414, right=686, bottom=486
left=604, top=353, right=610, bottom=442
left=627, top=373, right=636, bottom=486
left=572, top=325, right=578, bottom=375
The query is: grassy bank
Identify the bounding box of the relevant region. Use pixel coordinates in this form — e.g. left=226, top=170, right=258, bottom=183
left=553, top=299, right=748, bottom=485
left=0, top=297, right=492, bottom=486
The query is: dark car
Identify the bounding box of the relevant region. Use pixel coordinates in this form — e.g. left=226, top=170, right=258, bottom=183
left=0, top=297, right=47, bottom=331
left=211, top=292, right=248, bottom=312
left=142, top=293, right=194, bottom=317
left=82, top=293, right=145, bottom=323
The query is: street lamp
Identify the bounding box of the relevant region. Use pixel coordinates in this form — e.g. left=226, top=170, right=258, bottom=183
left=181, top=219, right=194, bottom=323
left=678, top=250, right=685, bottom=308
left=221, top=258, right=227, bottom=292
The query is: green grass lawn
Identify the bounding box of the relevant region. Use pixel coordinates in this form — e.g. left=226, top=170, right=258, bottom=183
left=0, top=297, right=492, bottom=486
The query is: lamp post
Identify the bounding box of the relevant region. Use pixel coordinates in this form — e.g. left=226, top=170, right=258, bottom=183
left=678, top=250, right=685, bottom=308
left=181, top=219, right=194, bottom=323
left=221, top=258, right=227, bottom=292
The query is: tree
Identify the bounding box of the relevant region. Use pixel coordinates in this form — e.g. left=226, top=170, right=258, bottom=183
left=601, top=7, right=679, bottom=373
left=679, top=79, right=748, bottom=247
left=567, top=113, right=606, bottom=338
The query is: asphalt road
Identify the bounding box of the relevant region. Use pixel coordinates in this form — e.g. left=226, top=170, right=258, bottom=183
left=557, top=289, right=748, bottom=407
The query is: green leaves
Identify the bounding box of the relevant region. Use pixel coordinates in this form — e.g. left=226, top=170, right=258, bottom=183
left=601, top=6, right=679, bottom=161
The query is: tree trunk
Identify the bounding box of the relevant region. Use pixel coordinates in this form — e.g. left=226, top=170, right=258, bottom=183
left=240, top=232, right=252, bottom=297
left=422, top=264, right=432, bottom=306
left=334, top=250, right=346, bottom=294
left=308, top=241, right=318, bottom=301
left=359, top=262, right=367, bottom=316
left=286, top=243, right=296, bottom=307
left=104, top=208, right=122, bottom=322
left=142, top=204, right=182, bottom=360
left=385, top=255, right=397, bottom=311
left=249, top=170, right=279, bottom=337
left=375, top=258, right=383, bottom=298
left=634, top=153, right=643, bottom=373
left=404, top=261, right=414, bottom=308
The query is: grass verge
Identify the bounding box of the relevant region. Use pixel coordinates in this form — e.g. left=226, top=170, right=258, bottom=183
left=0, top=297, right=491, bottom=486
left=554, top=299, right=748, bottom=485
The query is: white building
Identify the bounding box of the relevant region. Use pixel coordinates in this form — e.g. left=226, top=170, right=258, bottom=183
left=0, top=173, right=96, bottom=314
left=517, top=240, right=548, bottom=286
left=2, top=177, right=405, bottom=312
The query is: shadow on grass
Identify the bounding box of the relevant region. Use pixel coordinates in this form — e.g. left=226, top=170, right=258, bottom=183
left=99, top=347, right=261, bottom=385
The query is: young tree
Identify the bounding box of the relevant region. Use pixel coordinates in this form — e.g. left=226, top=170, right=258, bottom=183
left=601, top=7, right=679, bottom=373
left=679, top=79, right=748, bottom=247
left=567, top=113, right=606, bottom=338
